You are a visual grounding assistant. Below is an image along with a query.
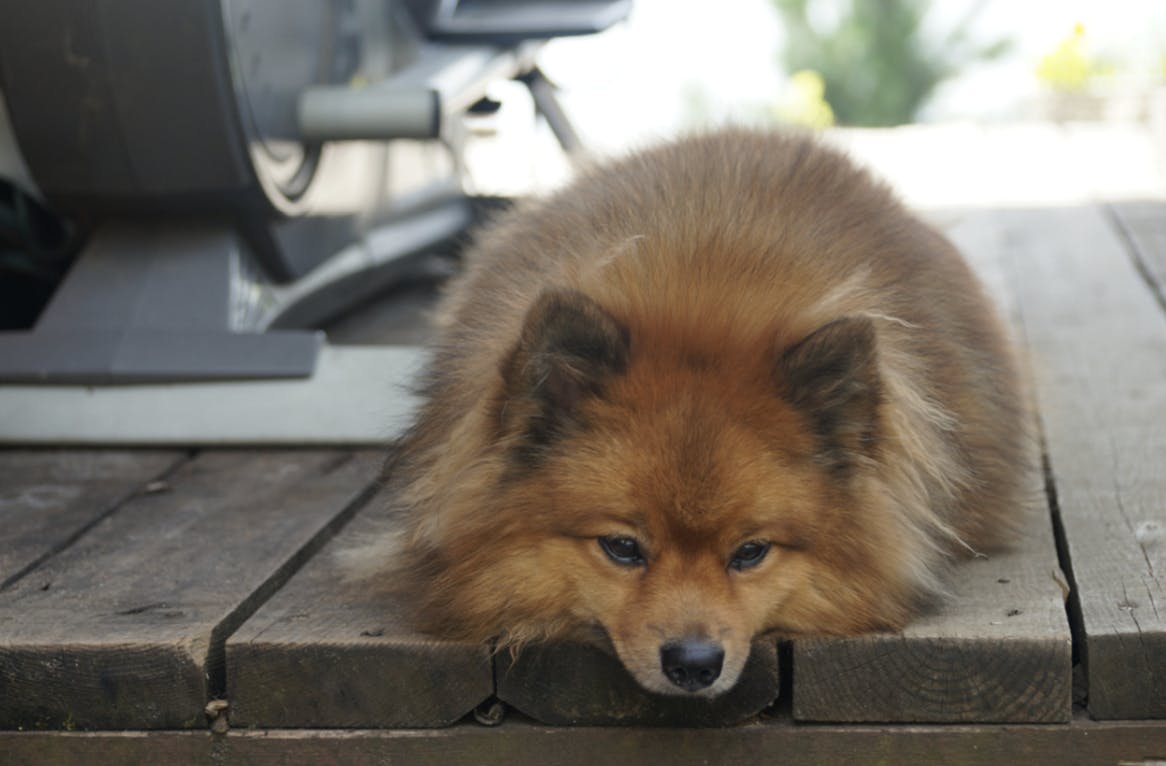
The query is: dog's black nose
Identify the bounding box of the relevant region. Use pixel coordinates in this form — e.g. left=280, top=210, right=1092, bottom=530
left=660, top=639, right=724, bottom=692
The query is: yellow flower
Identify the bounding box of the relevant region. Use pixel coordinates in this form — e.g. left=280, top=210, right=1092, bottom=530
left=775, top=70, right=835, bottom=129
left=1035, top=24, right=1092, bottom=92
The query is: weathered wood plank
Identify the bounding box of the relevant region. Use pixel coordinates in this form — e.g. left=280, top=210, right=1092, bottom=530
left=495, top=637, right=780, bottom=726
left=226, top=503, right=493, bottom=728
left=4, top=715, right=1166, bottom=766
left=0, top=450, right=381, bottom=729
left=792, top=451, right=1071, bottom=723
left=997, top=205, right=1166, bottom=719
left=790, top=209, right=1073, bottom=723
left=0, top=451, right=185, bottom=588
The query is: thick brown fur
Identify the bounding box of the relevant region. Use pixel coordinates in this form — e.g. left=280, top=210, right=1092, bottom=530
left=348, top=129, right=1031, bottom=697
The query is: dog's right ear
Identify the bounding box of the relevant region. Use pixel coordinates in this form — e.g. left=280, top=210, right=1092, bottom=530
left=499, top=289, right=629, bottom=454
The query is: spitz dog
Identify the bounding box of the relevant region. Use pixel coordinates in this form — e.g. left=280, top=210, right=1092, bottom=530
left=356, top=129, right=1028, bottom=697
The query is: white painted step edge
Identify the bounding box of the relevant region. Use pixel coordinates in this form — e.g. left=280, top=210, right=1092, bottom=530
left=0, top=345, right=425, bottom=445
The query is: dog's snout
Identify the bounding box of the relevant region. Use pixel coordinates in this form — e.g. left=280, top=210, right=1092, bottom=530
left=659, top=639, right=724, bottom=692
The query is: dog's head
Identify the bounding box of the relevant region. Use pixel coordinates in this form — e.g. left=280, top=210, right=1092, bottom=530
left=396, top=290, right=914, bottom=694
left=408, top=289, right=914, bottom=696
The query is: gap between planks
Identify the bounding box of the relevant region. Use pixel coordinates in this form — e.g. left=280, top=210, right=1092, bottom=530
left=0, top=450, right=384, bottom=730
left=996, top=204, right=1166, bottom=719
left=1, top=451, right=192, bottom=591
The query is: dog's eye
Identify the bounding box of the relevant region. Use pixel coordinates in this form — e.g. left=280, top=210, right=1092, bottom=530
left=729, top=541, right=771, bottom=571
left=598, top=536, right=645, bottom=566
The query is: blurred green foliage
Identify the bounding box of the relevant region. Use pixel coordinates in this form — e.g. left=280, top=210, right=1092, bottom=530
left=771, top=0, right=1010, bottom=126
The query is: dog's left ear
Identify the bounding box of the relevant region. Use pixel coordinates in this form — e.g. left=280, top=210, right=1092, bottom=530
left=500, top=289, right=630, bottom=454
left=777, top=317, right=881, bottom=475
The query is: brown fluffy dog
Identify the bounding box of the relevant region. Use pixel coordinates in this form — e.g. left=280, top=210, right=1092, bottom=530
left=354, top=129, right=1028, bottom=697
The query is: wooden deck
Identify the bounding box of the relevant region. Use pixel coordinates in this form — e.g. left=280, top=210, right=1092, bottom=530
left=2, top=203, right=1166, bottom=763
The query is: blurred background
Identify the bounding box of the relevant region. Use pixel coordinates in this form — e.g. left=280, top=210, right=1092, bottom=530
left=2, top=0, right=1164, bottom=389
left=468, top=0, right=1166, bottom=207
left=2, top=0, right=1164, bottom=437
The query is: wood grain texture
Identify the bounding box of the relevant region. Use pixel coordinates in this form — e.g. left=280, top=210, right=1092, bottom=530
left=792, top=450, right=1071, bottom=722
left=495, top=638, right=779, bottom=726
left=791, top=209, right=1073, bottom=724
left=0, top=451, right=185, bottom=588
left=993, top=205, right=1166, bottom=719
left=226, top=504, right=493, bottom=728
left=3, top=715, right=1166, bottom=766
left=0, top=450, right=381, bottom=729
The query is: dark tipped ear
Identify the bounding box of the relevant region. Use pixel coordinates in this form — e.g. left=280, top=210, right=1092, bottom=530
left=500, top=289, right=630, bottom=455
left=777, top=317, right=881, bottom=475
